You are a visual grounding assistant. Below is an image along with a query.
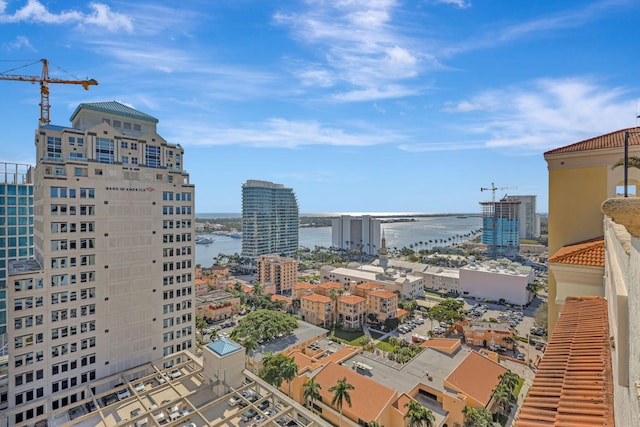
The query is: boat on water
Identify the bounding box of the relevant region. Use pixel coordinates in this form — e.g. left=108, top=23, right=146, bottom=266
left=228, top=232, right=242, bottom=239
left=196, top=236, right=214, bottom=245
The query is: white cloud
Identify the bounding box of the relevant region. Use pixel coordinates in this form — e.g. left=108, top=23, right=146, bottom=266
left=331, top=85, right=417, bottom=102
left=0, top=1, right=133, bottom=32
left=274, top=0, right=430, bottom=100
left=434, top=0, right=472, bottom=9
left=447, top=77, right=638, bottom=152
left=3, top=35, right=34, bottom=51
left=165, top=118, right=404, bottom=149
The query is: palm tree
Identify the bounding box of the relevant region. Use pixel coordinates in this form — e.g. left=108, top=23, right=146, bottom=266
left=329, top=377, right=355, bottom=427
left=243, top=337, right=257, bottom=371
left=498, top=370, right=519, bottom=396
left=280, top=357, right=299, bottom=397
left=196, top=316, right=208, bottom=335
left=404, top=399, right=435, bottom=427
left=303, top=377, right=322, bottom=412
left=253, top=282, right=263, bottom=297
left=491, top=383, right=512, bottom=417
left=612, top=156, right=640, bottom=170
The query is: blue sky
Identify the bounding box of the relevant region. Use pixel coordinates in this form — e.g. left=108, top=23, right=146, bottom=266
left=1, top=0, right=640, bottom=214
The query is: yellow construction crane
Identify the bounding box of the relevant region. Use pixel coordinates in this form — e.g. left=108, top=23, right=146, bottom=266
left=480, top=182, right=515, bottom=203
left=0, top=59, right=98, bottom=126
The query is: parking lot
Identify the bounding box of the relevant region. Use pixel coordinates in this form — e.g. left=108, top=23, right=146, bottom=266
left=399, top=295, right=547, bottom=363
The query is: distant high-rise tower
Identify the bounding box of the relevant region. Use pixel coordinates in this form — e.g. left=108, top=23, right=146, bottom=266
left=331, top=215, right=381, bottom=256
left=241, top=180, right=299, bottom=258
left=0, top=163, right=33, bottom=348
left=505, top=195, right=539, bottom=239
left=5, top=101, right=195, bottom=423
left=480, top=198, right=521, bottom=259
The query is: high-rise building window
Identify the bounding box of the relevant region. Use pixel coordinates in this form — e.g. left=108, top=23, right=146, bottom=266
left=47, top=137, right=62, bottom=160
left=145, top=146, right=161, bottom=168
left=95, top=138, right=114, bottom=164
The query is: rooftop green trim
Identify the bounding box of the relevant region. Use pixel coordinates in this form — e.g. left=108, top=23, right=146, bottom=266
left=70, top=101, right=159, bottom=123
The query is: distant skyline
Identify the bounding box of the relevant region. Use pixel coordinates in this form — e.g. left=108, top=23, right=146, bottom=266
left=2, top=0, right=640, bottom=213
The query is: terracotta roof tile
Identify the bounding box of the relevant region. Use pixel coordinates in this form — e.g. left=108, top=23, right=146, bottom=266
left=339, top=294, right=366, bottom=304
left=369, top=289, right=396, bottom=299
left=319, top=281, right=344, bottom=289
left=295, top=282, right=318, bottom=289
left=548, top=237, right=604, bottom=267
left=544, top=127, right=640, bottom=155
left=516, top=296, right=613, bottom=427
left=314, top=362, right=397, bottom=422
left=445, top=351, right=506, bottom=406
left=301, top=293, right=332, bottom=303
left=271, top=294, right=292, bottom=303
left=356, top=282, right=380, bottom=290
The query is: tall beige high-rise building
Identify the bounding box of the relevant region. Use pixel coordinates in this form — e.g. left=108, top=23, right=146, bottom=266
left=256, top=254, right=298, bottom=296
left=5, top=101, right=195, bottom=425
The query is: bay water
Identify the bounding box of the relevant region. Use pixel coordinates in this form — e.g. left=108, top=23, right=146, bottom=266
left=195, top=213, right=482, bottom=267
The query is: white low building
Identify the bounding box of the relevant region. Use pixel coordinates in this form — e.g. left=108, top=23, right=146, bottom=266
left=459, top=260, right=534, bottom=306
left=423, top=266, right=461, bottom=293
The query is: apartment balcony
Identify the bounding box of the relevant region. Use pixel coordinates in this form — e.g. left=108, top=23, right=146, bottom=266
left=601, top=198, right=640, bottom=425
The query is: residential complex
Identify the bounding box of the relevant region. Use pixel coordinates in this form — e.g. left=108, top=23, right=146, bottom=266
left=241, top=180, right=299, bottom=258
left=331, top=215, right=381, bottom=256
left=256, top=254, right=298, bottom=296
left=480, top=197, right=521, bottom=259
left=299, top=280, right=402, bottom=329
left=3, top=101, right=195, bottom=425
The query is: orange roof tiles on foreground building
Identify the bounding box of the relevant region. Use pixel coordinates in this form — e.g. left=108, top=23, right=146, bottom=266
left=548, top=237, right=605, bottom=267
left=544, top=126, right=640, bottom=155
left=444, top=351, right=506, bottom=407
left=516, top=296, right=614, bottom=427
left=313, top=361, right=397, bottom=423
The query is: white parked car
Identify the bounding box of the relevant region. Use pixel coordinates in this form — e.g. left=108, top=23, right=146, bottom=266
left=170, top=368, right=182, bottom=379
left=117, top=387, right=130, bottom=400
left=133, top=382, right=146, bottom=393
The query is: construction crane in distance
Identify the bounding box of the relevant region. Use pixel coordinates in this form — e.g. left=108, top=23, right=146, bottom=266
left=0, top=59, right=98, bottom=126
left=480, top=182, right=516, bottom=203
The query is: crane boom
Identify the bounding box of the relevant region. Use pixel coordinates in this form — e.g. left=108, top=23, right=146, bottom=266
left=0, top=59, right=98, bottom=126
left=480, top=182, right=514, bottom=203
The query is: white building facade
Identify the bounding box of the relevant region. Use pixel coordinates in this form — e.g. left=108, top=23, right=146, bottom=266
left=5, top=101, right=195, bottom=425
left=459, top=261, right=534, bottom=306
left=331, top=215, right=381, bottom=256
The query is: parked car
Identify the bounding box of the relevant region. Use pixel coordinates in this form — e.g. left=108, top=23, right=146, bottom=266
left=133, top=382, right=146, bottom=393
left=117, top=388, right=130, bottom=401
left=170, top=368, right=182, bottom=379
left=228, top=396, right=240, bottom=407
left=241, top=409, right=257, bottom=422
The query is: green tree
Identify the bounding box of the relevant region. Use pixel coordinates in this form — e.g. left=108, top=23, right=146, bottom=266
left=491, top=383, right=512, bottom=418
left=303, top=377, right=322, bottom=412
left=329, top=377, right=355, bottom=427
left=196, top=316, right=208, bottom=335
left=428, top=298, right=464, bottom=325
left=259, top=354, right=298, bottom=391
left=368, top=421, right=384, bottom=427
left=242, top=337, right=257, bottom=369
left=281, top=357, right=299, bottom=397
left=404, top=399, right=435, bottom=427
left=462, top=406, right=498, bottom=427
